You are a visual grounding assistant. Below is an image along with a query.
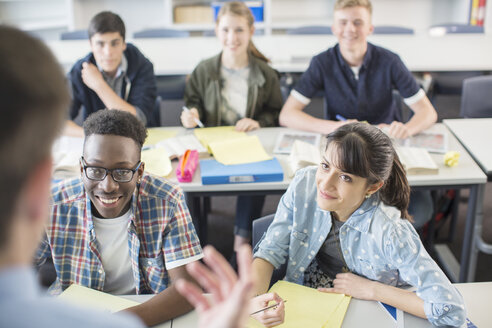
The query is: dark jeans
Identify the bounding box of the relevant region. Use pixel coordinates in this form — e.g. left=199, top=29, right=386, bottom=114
left=234, top=195, right=266, bottom=239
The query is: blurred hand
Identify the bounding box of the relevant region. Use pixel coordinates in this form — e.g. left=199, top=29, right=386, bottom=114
left=81, top=62, right=104, bottom=91
left=378, top=121, right=411, bottom=139
left=235, top=118, right=260, bottom=132
left=250, top=292, right=285, bottom=327
left=318, top=272, right=375, bottom=301
left=181, top=107, right=200, bottom=128
left=175, top=245, right=254, bottom=328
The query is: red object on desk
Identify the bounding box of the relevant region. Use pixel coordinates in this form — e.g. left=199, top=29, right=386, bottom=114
left=176, top=149, right=199, bottom=183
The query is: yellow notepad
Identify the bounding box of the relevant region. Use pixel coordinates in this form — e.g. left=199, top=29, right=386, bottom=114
left=209, top=135, right=271, bottom=165
left=248, top=280, right=351, bottom=328
left=194, top=126, right=246, bottom=151
left=141, top=147, right=173, bottom=177
left=144, top=128, right=178, bottom=147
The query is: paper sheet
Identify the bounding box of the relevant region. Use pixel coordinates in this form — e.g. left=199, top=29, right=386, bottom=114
left=141, top=147, right=173, bottom=177
left=58, top=284, right=139, bottom=313
left=209, top=135, right=271, bottom=165
left=193, top=126, right=246, bottom=151
left=144, top=128, right=178, bottom=147
left=247, top=281, right=350, bottom=328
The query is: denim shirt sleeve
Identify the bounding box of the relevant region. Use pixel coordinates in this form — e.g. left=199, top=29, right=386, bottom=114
left=253, top=170, right=301, bottom=269
left=384, top=221, right=466, bottom=327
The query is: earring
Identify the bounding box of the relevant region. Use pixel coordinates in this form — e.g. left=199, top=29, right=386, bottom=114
left=365, top=193, right=371, bottom=199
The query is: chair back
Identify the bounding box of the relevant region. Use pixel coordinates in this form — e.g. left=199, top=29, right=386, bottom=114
left=373, top=25, right=414, bottom=34
left=133, top=28, right=190, bottom=38
left=252, top=214, right=287, bottom=286
left=286, top=25, right=332, bottom=35
left=460, top=75, right=492, bottom=118
left=60, top=29, right=88, bottom=40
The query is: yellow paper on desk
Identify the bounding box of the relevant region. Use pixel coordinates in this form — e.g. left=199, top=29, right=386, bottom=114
left=194, top=126, right=246, bottom=151
left=209, top=135, right=271, bottom=165
left=58, top=284, right=138, bottom=313
left=144, top=128, right=177, bottom=147
left=141, top=147, right=172, bottom=177
left=248, top=280, right=350, bottom=328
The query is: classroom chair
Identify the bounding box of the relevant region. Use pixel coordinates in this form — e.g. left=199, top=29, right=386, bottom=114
left=286, top=25, right=332, bottom=35
left=373, top=25, right=414, bottom=34
left=60, top=29, right=88, bottom=40
left=460, top=75, right=492, bottom=118
left=133, top=28, right=190, bottom=38
left=252, top=214, right=287, bottom=287
left=155, top=75, right=187, bottom=126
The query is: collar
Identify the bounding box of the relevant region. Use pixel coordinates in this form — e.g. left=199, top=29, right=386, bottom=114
left=0, top=266, right=39, bottom=300
left=335, top=42, right=374, bottom=72
left=343, top=193, right=380, bottom=233
left=97, top=53, right=128, bottom=79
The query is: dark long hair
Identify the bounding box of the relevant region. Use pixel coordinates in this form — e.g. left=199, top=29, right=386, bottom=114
left=325, top=123, right=412, bottom=220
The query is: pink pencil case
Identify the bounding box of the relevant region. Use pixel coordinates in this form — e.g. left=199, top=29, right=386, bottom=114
left=176, top=149, right=199, bottom=183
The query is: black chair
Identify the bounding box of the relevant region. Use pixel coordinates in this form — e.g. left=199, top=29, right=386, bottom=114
left=252, top=214, right=287, bottom=287
left=460, top=75, right=492, bottom=118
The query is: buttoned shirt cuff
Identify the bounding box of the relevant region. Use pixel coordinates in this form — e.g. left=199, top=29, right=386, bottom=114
left=403, top=88, right=425, bottom=106
left=165, top=253, right=204, bottom=270
left=290, top=89, right=311, bottom=105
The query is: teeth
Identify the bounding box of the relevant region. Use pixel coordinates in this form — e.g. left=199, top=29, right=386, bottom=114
left=99, top=197, right=118, bottom=204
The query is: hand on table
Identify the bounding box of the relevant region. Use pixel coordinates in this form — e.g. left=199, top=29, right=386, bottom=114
left=378, top=121, right=411, bottom=139
left=235, top=118, right=260, bottom=132
left=318, top=272, right=375, bottom=301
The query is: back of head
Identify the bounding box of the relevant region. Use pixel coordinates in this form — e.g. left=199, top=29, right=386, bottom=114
left=325, top=123, right=411, bottom=220
left=0, top=26, right=69, bottom=246
left=334, top=0, right=372, bottom=14
left=88, top=11, right=126, bottom=40
left=216, top=1, right=269, bottom=63
left=83, top=110, right=147, bottom=149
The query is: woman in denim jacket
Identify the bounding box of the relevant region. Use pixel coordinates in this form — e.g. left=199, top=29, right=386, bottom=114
left=253, top=123, right=466, bottom=327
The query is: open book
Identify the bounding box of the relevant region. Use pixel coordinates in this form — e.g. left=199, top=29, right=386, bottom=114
left=288, top=140, right=321, bottom=177
left=154, top=134, right=208, bottom=160
left=396, top=131, right=448, bottom=154
left=395, top=146, right=439, bottom=175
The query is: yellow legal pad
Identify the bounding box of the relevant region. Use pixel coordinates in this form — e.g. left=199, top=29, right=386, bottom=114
left=193, top=126, right=246, bottom=151
left=248, top=280, right=351, bottom=328
left=144, top=128, right=178, bottom=147
left=58, top=284, right=139, bottom=313
left=141, top=147, right=173, bottom=177
left=209, top=135, right=271, bottom=165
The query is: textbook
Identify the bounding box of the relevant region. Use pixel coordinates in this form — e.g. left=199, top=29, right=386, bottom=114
left=273, top=131, right=321, bottom=154
left=154, top=134, right=208, bottom=160
left=395, top=146, right=439, bottom=175
left=288, top=140, right=321, bottom=177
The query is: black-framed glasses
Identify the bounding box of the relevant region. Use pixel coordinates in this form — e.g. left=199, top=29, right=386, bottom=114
left=80, top=157, right=142, bottom=183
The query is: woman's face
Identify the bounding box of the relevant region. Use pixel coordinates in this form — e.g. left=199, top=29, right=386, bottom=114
left=216, top=14, right=254, bottom=58
left=315, top=143, right=380, bottom=222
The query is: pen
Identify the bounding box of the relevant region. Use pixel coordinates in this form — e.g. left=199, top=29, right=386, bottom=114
left=335, top=114, right=347, bottom=121
left=182, top=106, right=205, bottom=128
left=249, top=300, right=287, bottom=316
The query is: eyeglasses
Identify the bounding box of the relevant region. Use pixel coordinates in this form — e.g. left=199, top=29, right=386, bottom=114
left=80, top=157, right=142, bottom=183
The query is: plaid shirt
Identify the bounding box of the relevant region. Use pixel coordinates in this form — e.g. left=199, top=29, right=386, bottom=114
left=35, top=174, right=203, bottom=295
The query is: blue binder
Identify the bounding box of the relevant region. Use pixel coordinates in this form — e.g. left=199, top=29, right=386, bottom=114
left=200, top=158, right=284, bottom=185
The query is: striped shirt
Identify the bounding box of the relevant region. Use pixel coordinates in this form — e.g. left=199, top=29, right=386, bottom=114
left=35, top=174, right=203, bottom=295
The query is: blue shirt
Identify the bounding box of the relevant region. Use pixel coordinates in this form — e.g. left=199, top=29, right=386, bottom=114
left=254, top=166, right=466, bottom=327
left=0, top=266, right=143, bottom=328
left=293, top=43, right=420, bottom=124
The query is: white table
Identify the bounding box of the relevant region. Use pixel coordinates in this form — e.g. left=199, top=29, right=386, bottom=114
left=46, top=34, right=492, bottom=75
left=444, top=118, right=492, bottom=282
left=124, top=282, right=491, bottom=328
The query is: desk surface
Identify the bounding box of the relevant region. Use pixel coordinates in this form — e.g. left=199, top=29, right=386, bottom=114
left=47, top=34, right=492, bottom=75
left=124, top=281, right=491, bottom=328
left=444, top=118, right=492, bottom=176
left=163, top=124, right=486, bottom=192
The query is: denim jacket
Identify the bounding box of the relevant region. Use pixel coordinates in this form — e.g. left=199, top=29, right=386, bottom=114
left=254, top=166, right=466, bottom=327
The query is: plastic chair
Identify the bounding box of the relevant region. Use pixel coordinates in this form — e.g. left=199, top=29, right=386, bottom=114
left=373, top=25, right=414, bottom=35
left=133, top=28, right=190, bottom=38
left=60, top=29, right=88, bottom=40
left=460, top=75, right=492, bottom=118
left=286, top=25, right=332, bottom=35
left=252, top=214, right=287, bottom=286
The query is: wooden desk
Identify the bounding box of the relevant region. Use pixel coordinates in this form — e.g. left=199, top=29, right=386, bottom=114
left=444, top=118, right=492, bottom=282
left=124, top=282, right=491, bottom=328
left=46, top=34, right=492, bottom=75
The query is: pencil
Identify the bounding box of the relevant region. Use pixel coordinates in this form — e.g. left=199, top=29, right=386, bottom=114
left=249, top=300, right=287, bottom=316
